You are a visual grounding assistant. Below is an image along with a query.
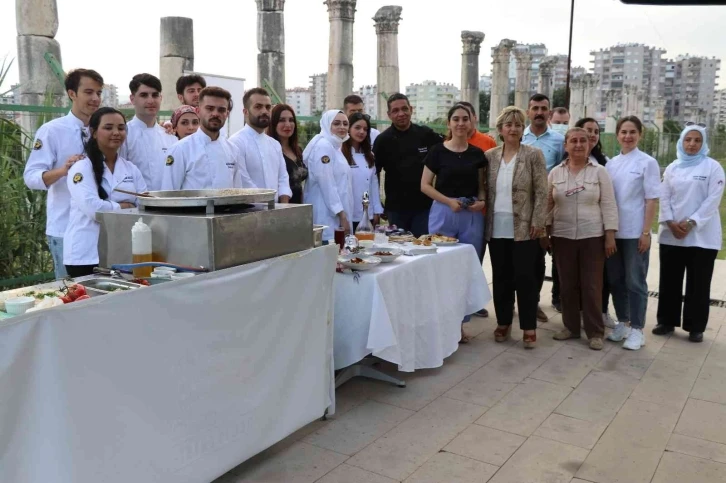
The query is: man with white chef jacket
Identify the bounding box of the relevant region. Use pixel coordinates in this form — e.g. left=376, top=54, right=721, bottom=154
left=119, top=73, right=177, bottom=191
left=161, top=87, right=255, bottom=191
left=23, top=68, right=104, bottom=278
left=229, top=88, right=291, bottom=202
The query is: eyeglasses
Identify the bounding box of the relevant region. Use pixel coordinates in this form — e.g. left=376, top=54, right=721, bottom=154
left=685, top=121, right=707, bottom=128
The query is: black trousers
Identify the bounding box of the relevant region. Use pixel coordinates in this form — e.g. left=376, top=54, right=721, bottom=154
left=537, top=245, right=546, bottom=304
left=387, top=209, right=430, bottom=238
left=489, top=238, right=539, bottom=330
left=65, top=264, right=98, bottom=278
left=657, top=244, right=717, bottom=333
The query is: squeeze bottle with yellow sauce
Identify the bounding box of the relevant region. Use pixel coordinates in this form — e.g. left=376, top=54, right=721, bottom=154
left=131, top=217, right=153, bottom=278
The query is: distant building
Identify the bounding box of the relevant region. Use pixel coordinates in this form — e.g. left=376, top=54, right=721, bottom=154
left=553, top=56, right=586, bottom=90
left=354, top=84, right=379, bottom=119
left=665, top=55, right=721, bottom=126
left=507, top=43, right=547, bottom=95
left=309, top=73, right=327, bottom=114
left=0, top=83, right=20, bottom=105
left=405, top=80, right=460, bottom=123
left=102, top=84, right=119, bottom=108
left=479, top=75, right=492, bottom=95
left=590, top=43, right=666, bottom=123
left=285, top=87, right=312, bottom=117
left=714, top=89, right=726, bottom=127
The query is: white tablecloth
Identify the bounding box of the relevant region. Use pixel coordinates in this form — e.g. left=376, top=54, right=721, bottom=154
left=0, top=246, right=337, bottom=483
left=334, top=244, right=491, bottom=372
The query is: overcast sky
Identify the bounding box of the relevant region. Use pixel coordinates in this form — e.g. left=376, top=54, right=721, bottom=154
left=2, top=0, right=726, bottom=99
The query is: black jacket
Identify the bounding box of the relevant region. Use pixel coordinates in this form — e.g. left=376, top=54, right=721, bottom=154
left=373, top=123, right=443, bottom=211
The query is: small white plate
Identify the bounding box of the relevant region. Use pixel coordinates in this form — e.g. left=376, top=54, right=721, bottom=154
left=338, top=256, right=382, bottom=271
left=434, top=240, right=459, bottom=246
left=364, top=247, right=403, bottom=263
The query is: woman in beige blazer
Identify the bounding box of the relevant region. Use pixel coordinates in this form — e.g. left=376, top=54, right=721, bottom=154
left=485, top=106, right=548, bottom=349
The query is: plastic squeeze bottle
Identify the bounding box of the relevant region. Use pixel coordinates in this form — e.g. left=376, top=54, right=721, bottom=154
left=131, top=218, right=153, bottom=278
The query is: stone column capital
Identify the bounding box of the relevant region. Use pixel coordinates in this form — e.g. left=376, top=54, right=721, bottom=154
left=513, top=49, right=533, bottom=69
left=325, top=0, right=357, bottom=21
left=492, top=39, right=516, bottom=63
left=256, top=0, right=285, bottom=11
left=538, top=56, right=557, bottom=76
left=373, top=6, right=402, bottom=34
left=461, top=31, right=484, bottom=55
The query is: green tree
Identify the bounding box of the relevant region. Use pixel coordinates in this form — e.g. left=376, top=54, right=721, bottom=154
left=508, top=90, right=515, bottom=107
left=478, top=91, right=490, bottom=125
left=663, top=119, right=681, bottom=134
left=552, top=88, right=567, bottom=108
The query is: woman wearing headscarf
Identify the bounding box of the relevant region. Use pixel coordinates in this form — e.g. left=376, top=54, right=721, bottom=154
left=655, top=125, right=725, bottom=342
left=303, top=110, right=353, bottom=242
left=171, top=105, right=199, bottom=140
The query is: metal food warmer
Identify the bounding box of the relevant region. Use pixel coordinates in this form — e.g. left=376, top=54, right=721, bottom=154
left=97, top=188, right=321, bottom=271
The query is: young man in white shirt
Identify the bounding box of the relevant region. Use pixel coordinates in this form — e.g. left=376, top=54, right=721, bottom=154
left=229, top=88, right=291, bottom=202
left=344, top=94, right=380, bottom=145
left=161, top=87, right=255, bottom=191
left=176, top=74, right=206, bottom=107
left=120, top=74, right=177, bottom=190
left=23, top=68, right=104, bottom=278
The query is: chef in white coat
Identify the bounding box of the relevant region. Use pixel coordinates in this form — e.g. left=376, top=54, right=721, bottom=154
left=119, top=73, right=178, bottom=191
left=229, top=88, right=292, bottom=202
left=64, top=107, right=147, bottom=278
left=23, top=68, right=104, bottom=278
left=161, top=87, right=255, bottom=191
left=303, top=110, right=353, bottom=241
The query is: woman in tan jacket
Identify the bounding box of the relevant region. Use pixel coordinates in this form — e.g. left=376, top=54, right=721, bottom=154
left=486, top=106, right=548, bottom=349
left=545, top=127, right=618, bottom=351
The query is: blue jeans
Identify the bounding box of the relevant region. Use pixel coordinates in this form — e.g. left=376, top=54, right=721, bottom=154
left=429, top=200, right=486, bottom=323
left=47, top=235, right=67, bottom=279
left=606, top=238, right=649, bottom=329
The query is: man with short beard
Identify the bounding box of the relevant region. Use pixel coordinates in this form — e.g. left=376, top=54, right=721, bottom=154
left=229, top=87, right=291, bottom=202
left=161, top=87, right=255, bottom=190
left=176, top=74, right=206, bottom=107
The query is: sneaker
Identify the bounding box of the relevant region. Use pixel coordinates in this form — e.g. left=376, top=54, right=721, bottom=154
left=589, top=338, right=604, bottom=350
left=623, top=328, right=645, bottom=351
left=607, top=322, right=631, bottom=342
left=553, top=328, right=580, bottom=340
left=552, top=301, right=562, bottom=313
left=474, top=308, right=489, bottom=318
left=602, top=313, right=617, bottom=329
left=537, top=306, right=548, bottom=322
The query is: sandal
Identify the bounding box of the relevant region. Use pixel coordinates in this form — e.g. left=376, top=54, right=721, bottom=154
left=494, top=325, right=512, bottom=343
left=523, top=332, right=537, bottom=349
left=459, top=327, right=471, bottom=344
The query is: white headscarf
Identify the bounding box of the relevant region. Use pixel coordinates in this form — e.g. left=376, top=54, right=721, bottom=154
left=302, top=109, right=350, bottom=165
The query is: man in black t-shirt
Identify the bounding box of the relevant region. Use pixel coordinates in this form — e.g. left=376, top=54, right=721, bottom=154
left=373, top=93, right=443, bottom=237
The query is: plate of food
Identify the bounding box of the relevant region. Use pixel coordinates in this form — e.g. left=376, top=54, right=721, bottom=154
left=364, top=247, right=403, bottom=263
left=419, top=234, right=459, bottom=246
left=338, top=255, right=382, bottom=271
left=388, top=233, right=416, bottom=244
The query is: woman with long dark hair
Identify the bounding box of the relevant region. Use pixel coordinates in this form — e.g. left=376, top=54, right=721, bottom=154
left=64, top=107, right=147, bottom=277
left=268, top=104, right=307, bottom=204
left=342, top=112, right=383, bottom=230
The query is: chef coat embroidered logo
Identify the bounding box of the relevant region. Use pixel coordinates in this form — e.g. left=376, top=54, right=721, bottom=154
left=166, top=155, right=174, bottom=166
left=72, top=173, right=83, bottom=184
left=33, top=139, right=42, bottom=150
left=321, top=155, right=331, bottom=164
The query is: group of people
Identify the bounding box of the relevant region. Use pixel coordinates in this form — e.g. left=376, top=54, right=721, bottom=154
left=23, top=67, right=725, bottom=352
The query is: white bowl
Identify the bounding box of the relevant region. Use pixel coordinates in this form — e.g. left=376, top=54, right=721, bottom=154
left=358, top=240, right=374, bottom=249
left=5, top=296, right=37, bottom=315
left=364, top=247, right=403, bottom=263
left=151, top=272, right=172, bottom=279
left=153, top=267, right=177, bottom=274
left=171, top=272, right=196, bottom=280
left=338, top=256, right=382, bottom=271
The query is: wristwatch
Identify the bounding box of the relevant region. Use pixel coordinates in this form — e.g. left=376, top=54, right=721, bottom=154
left=686, top=218, right=697, bottom=229
left=641, top=231, right=651, bottom=237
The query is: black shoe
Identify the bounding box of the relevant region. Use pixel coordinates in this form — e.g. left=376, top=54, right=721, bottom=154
left=552, top=301, right=562, bottom=313
left=689, top=332, right=704, bottom=343
left=652, top=324, right=675, bottom=336
left=475, top=308, right=489, bottom=317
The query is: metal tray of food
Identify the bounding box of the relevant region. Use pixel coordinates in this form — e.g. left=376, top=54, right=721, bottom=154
left=139, top=188, right=277, bottom=209
left=77, top=278, right=146, bottom=296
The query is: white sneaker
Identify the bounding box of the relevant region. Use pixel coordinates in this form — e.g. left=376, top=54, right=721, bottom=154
left=607, top=322, right=631, bottom=342
left=623, top=328, right=645, bottom=351
left=602, top=313, right=617, bottom=329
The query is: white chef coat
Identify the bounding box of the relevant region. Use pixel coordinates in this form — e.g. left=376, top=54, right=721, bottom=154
left=350, top=151, right=384, bottom=222
left=119, top=116, right=178, bottom=191
left=492, top=154, right=518, bottom=239
left=228, top=125, right=292, bottom=199
left=303, top=139, right=353, bottom=240
left=370, top=127, right=381, bottom=146
left=658, top=157, right=725, bottom=250
left=606, top=148, right=661, bottom=239
left=63, top=156, right=147, bottom=266
left=160, top=128, right=255, bottom=191
left=23, top=111, right=89, bottom=237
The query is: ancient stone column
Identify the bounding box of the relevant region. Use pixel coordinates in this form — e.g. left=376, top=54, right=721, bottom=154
left=460, top=31, right=485, bottom=119
left=513, top=49, right=533, bottom=111
left=16, top=0, right=64, bottom=108
left=537, top=56, right=557, bottom=101
left=325, top=0, right=357, bottom=110
left=604, top=90, right=619, bottom=133
left=569, top=78, right=586, bottom=124
left=489, top=39, right=516, bottom=129
left=582, top=74, right=600, bottom=119
left=374, top=6, right=402, bottom=119
left=160, top=17, right=194, bottom=111
left=256, top=0, right=285, bottom=102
